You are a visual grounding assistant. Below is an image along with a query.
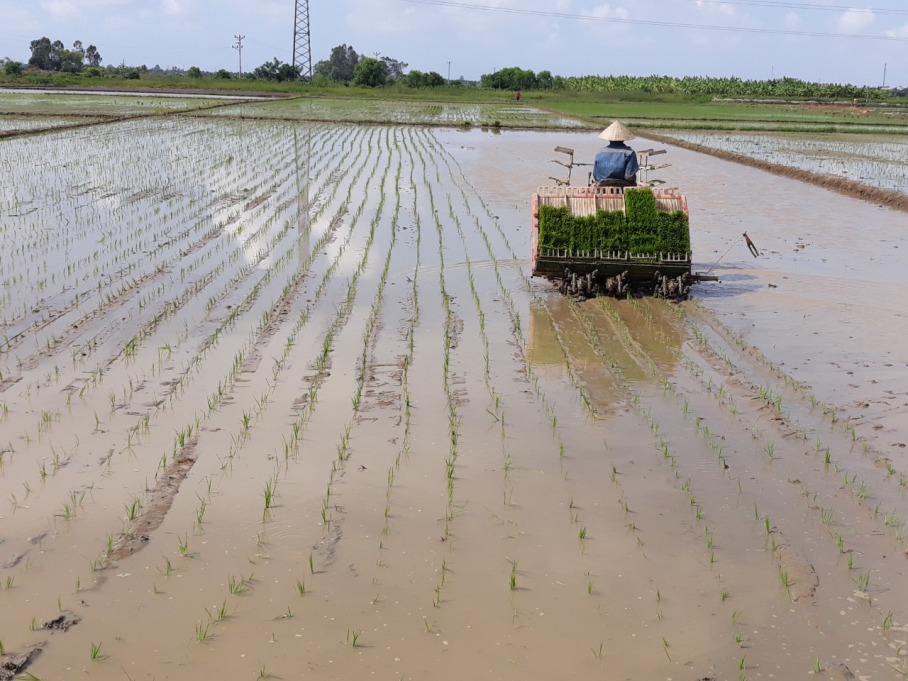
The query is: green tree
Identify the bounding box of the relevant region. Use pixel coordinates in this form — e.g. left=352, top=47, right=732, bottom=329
left=352, top=57, right=388, bottom=87
left=252, top=59, right=300, bottom=82
left=313, top=44, right=359, bottom=82
left=27, top=37, right=100, bottom=72
left=424, top=71, right=445, bottom=87
left=2, top=59, right=23, bottom=76
left=28, top=37, right=57, bottom=70
left=380, top=56, right=408, bottom=80
left=404, top=69, right=425, bottom=88
left=85, top=45, right=102, bottom=67
left=215, top=69, right=232, bottom=79
left=480, top=67, right=537, bottom=91
left=186, top=66, right=202, bottom=78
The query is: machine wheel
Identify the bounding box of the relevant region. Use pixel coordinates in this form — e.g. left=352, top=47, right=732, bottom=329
left=653, top=272, right=692, bottom=300
left=560, top=268, right=600, bottom=300
left=602, top=271, right=629, bottom=298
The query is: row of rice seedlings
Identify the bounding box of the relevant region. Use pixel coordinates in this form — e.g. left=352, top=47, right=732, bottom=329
left=2, top=126, right=344, bottom=468
left=681, top=314, right=908, bottom=553
left=144, top=130, right=396, bottom=645
left=366, top=134, right=427, bottom=601
left=421, top=130, right=658, bottom=630
left=31, top=125, right=334, bottom=370
left=0, top=122, right=321, bottom=356
left=188, top=129, right=387, bottom=492
left=108, top=144, right=349, bottom=368
left=327, top=137, right=400, bottom=537
left=81, top=130, right=384, bottom=572
left=573, top=301, right=810, bottom=666
left=688, top=300, right=875, bottom=448
left=670, top=315, right=908, bottom=651
left=426, top=164, right=462, bottom=539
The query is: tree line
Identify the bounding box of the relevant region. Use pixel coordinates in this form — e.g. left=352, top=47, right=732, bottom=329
left=1, top=37, right=102, bottom=76
left=480, top=68, right=890, bottom=99
left=1, top=39, right=898, bottom=99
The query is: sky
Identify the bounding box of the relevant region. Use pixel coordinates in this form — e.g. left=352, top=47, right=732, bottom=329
left=0, top=0, right=905, bottom=86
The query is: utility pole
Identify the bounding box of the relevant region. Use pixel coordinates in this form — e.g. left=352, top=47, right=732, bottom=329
left=233, top=35, right=245, bottom=76
left=292, top=0, right=312, bottom=80
left=446, top=61, right=452, bottom=83
left=883, top=63, right=887, bottom=87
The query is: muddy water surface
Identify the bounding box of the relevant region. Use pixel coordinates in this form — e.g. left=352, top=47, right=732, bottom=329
left=1, top=120, right=907, bottom=681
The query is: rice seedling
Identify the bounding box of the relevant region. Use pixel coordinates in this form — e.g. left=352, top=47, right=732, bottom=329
left=347, top=629, right=362, bottom=647
left=820, top=508, right=834, bottom=525
left=228, top=574, right=252, bottom=595
left=296, top=579, right=306, bottom=596
left=178, top=534, right=190, bottom=557
left=883, top=611, right=894, bottom=630
left=814, top=657, right=823, bottom=674
left=90, top=642, right=109, bottom=661
left=854, top=572, right=870, bottom=592
left=591, top=643, right=603, bottom=659
left=194, top=622, right=211, bottom=643
left=273, top=606, right=294, bottom=620
left=263, top=477, right=276, bottom=513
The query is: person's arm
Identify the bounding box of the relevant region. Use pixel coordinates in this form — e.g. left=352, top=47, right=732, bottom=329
left=624, top=150, right=639, bottom=181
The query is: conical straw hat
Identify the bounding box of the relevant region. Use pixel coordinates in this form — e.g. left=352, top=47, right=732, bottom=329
left=598, top=121, right=635, bottom=142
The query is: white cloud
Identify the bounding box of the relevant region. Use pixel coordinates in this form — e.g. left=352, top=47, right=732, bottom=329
left=41, top=0, right=129, bottom=21
left=41, top=0, right=78, bottom=21
left=838, top=8, right=875, bottom=34
left=885, top=22, right=908, bottom=38
left=695, top=1, right=735, bottom=18
left=585, top=3, right=629, bottom=20
left=783, top=11, right=800, bottom=29
left=162, top=0, right=185, bottom=16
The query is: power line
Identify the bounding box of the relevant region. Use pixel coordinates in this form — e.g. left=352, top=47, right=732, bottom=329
left=398, top=0, right=908, bottom=41
left=694, top=0, right=908, bottom=17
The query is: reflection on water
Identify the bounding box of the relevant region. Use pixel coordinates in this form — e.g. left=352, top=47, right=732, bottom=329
left=528, top=302, right=568, bottom=370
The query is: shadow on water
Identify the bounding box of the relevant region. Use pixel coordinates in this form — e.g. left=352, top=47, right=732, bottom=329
left=694, top=272, right=763, bottom=300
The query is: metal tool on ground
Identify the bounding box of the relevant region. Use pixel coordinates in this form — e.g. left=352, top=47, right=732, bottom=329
left=704, top=232, right=761, bottom=275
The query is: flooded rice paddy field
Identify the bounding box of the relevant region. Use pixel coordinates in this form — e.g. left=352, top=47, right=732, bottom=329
left=1, top=118, right=908, bottom=681
left=193, top=97, right=587, bottom=128
left=0, top=93, right=236, bottom=116
left=0, top=115, right=105, bottom=133
left=656, top=130, right=908, bottom=195
left=634, top=120, right=908, bottom=134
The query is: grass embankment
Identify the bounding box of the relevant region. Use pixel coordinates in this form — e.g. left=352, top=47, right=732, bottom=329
left=538, top=188, right=690, bottom=255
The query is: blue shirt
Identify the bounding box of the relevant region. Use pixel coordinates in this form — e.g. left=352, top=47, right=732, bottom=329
left=593, top=142, right=639, bottom=182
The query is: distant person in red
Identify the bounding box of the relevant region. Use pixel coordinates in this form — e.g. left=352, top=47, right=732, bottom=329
left=516, top=91, right=521, bottom=103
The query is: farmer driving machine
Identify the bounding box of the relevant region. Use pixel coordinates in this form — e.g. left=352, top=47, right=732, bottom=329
left=531, top=125, right=724, bottom=299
